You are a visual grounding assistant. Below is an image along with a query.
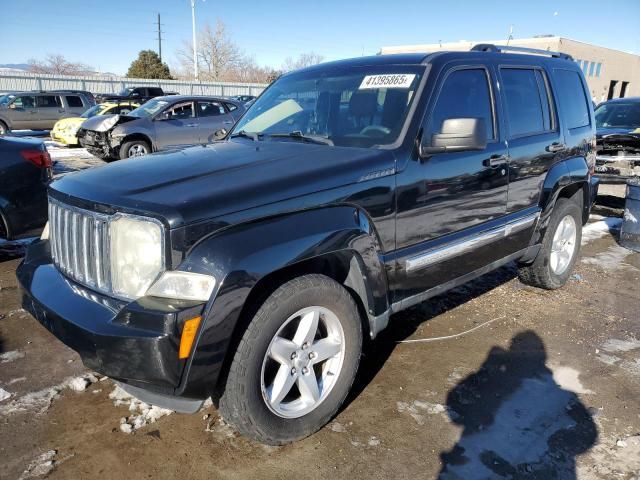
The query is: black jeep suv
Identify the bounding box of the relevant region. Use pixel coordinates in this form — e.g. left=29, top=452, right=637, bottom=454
left=18, top=44, right=598, bottom=444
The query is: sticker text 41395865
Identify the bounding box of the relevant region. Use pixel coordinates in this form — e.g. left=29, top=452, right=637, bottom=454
left=359, top=74, right=416, bottom=90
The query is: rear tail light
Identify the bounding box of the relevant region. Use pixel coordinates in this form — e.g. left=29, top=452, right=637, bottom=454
left=20, top=149, right=52, bottom=168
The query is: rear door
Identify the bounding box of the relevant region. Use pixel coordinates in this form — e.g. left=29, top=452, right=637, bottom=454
left=153, top=100, right=199, bottom=150
left=64, top=95, right=86, bottom=116
left=498, top=64, right=563, bottom=216
left=6, top=95, right=38, bottom=129
left=196, top=100, right=235, bottom=143
left=35, top=95, right=63, bottom=129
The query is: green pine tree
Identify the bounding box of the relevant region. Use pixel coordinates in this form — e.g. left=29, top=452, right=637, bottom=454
left=126, top=50, right=173, bottom=79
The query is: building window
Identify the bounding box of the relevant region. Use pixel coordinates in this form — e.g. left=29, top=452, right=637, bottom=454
left=588, top=62, right=596, bottom=77
left=582, top=62, right=589, bottom=75
left=595, top=63, right=602, bottom=77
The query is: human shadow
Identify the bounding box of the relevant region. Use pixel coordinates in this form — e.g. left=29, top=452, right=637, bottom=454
left=438, top=330, right=597, bottom=479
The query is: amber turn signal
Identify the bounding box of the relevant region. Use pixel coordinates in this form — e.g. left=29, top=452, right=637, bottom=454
left=179, top=316, right=202, bottom=359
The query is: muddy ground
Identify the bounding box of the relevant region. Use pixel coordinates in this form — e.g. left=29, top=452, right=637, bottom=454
left=0, top=146, right=639, bottom=479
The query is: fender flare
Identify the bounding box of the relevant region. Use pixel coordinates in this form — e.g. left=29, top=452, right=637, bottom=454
left=176, top=205, right=390, bottom=396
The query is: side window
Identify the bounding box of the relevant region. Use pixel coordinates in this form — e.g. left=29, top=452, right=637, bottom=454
left=166, top=102, right=194, bottom=119
left=12, top=96, right=36, bottom=108
left=148, top=88, right=163, bottom=96
left=37, top=95, right=61, bottom=108
left=224, top=102, right=238, bottom=112
left=554, top=70, right=590, bottom=129
left=116, top=106, right=134, bottom=115
left=501, top=68, right=553, bottom=137
left=430, top=68, right=495, bottom=140
left=197, top=101, right=226, bottom=117
left=65, top=95, right=83, bottom=108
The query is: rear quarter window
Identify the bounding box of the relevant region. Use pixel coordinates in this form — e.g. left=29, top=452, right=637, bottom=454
left=554, top=69, right=590, bottom=129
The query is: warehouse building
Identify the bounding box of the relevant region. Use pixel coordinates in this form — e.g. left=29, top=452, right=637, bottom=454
left=380, top=36, right=640, bottom=102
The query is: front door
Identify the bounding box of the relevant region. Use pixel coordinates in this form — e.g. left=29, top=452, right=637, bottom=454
left=7, top=95, right=38, bottom=130
left=154, top=101, right=199, bottom=150
left=392, top=65, right=510, bottom=301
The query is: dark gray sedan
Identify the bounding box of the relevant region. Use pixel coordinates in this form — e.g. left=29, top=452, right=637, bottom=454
left=77, top=96, right=245, bottom=160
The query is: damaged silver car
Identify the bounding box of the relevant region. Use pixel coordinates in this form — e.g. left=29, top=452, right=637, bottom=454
left=77, top=96, right=245, bottom=161
left=595, top=97, right=640, bottom=182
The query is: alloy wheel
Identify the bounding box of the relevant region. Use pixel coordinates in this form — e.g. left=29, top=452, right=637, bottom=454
left=127, top=143, right=148, bottom=157
left=260, top=306, right=345, bottom=419
left=550, top=214, right=577, bottom=275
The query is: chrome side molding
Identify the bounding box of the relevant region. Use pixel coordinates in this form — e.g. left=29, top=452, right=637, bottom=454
left=405, top=212, right=539, bottom=273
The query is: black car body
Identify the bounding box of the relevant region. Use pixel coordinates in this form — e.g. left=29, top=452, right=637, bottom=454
left=18, top=46, right=598, bottom=443
left=95, top=86, right=165, bottom=104
left=77, top=96, right=245, bottom=160
left=594, top=97, right=640, bottom=182
left=0, top=136, right=52, bottom=239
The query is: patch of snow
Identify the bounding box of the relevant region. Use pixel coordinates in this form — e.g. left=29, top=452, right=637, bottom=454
left=7, top=377, right=27, bottom=385
left=0, top=350, right=25, bottom=363
left=602, top=337, right=640, bottom=353
left=550, top=365, right=594, bottom=395
left=0, top=387, right=11, bottom=402
left=18, top=450, right=56, bottom=480
left=581, top=244, right=634, bottom=271
left=397, top=399, right=451, bottom=425
left=596, top=353, right=621, bottom=366
left=581, top=217, right=622, bottom=244
left=204, top=416, right=236, bottom=438
left=330, top=421, right=347, bottom=433
left=0, top=373, right=98, bottom=416
left=368, top=436, right=381, bottom=446
left=109, top=385, right=173, bottom=432
left=624, top=208, right=638, bottom=224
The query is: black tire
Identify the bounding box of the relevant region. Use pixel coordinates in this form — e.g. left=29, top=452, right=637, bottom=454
left=219, top=274, right=363, bottom=445
left=119, top=140, right=150, bottom=159
left=518, top=197, right=582, bottom=289
left=0, top=121, right=8, bottom=136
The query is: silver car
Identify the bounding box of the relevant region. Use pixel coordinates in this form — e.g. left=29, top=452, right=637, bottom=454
left=0, top=91, right=92, bottom=134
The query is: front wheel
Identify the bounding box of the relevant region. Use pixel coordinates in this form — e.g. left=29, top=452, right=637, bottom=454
left=119, top=140, right=150, bottom=159
left=219, top=274, right=363, bottom=445
left=0, top=121, right=8, bottom=136
left=518, top=197, right=582, bottom=289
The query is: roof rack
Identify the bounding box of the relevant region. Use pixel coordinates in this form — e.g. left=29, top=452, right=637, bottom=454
left=471, top=43, right=573, bottom=61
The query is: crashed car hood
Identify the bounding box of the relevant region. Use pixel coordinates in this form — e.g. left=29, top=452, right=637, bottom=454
left=50, top=139, right=396, bottom=228
left=79, top=114, right=139, bottom=132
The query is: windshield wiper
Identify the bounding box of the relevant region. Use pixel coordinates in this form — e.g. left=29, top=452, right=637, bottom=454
left=269, top=131, right=334, bottom=146
left=230, top=130, right=262, bottom=141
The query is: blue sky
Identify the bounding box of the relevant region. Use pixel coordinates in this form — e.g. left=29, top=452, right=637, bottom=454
left=1, top=0, right=639, bottom=75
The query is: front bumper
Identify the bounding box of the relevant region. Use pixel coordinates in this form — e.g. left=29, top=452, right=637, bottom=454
left=50, top=130, right=78, bottom=146
left=17, top=240, right=207, bottom=400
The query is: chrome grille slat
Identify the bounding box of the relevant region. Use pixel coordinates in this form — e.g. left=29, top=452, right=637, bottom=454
left=48, top=198, right=112, bottom=295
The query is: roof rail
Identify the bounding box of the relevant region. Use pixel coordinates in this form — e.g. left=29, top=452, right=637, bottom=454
left=471, top=43, right=573, bottom=61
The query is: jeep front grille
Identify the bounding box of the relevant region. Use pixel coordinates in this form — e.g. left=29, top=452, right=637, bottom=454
left=49, top=198, right=112, bottom=293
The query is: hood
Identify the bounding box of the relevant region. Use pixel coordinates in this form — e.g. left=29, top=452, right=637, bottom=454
left=79, top=114, right=140, bottom=132
left=50, top=139, right=396, bottom=228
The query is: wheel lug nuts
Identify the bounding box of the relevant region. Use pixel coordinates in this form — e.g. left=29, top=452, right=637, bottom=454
left=302, top=367, right=309, bottom=375
left=309, top=352, right=315, bottom=360
left=291, top=367, right=296, bottom=375
left=291, top=352, right=297, bottom=359
left=302, top=342, right=309, bottom=350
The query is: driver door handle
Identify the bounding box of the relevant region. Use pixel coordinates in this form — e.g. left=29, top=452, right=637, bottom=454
left=483, top=154, right=509, bottom=168
left=546, top=142, right=566, bottom=153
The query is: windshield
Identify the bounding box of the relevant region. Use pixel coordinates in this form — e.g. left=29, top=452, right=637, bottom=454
left=232, top=66, right=424, bottom=148
left=81, top=104, right=108, bottom=118
left=127, top=98, right=169, bottom=118
left=118, top=87, right=135, bottom=96
left=595, top=103, right=640, bottom=130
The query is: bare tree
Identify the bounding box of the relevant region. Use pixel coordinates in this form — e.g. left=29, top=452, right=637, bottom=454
left=27, top=54, right=95, bottom=75
left=281, top=52, right=325, bottom=72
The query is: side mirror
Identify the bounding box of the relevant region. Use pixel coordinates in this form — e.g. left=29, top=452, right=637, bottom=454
left=420, top=118, right=487, bottom=156
left=9, top=103, right=17, bottom=109
left=157, top=111, right=172, bottom=121
left=213, top=128, right=228, bottom=141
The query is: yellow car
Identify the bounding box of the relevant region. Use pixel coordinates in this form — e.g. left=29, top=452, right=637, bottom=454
left=51, top=101, right=139, bottom=146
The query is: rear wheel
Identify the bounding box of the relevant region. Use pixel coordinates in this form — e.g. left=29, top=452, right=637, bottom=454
left=219, top=274, right=363, bottom=445
left=120, top=140, right=150, bottom=159
left=518, top=197, right=582, bottom=289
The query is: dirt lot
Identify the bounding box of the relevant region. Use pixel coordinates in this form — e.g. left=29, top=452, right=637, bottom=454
left=0, top=147, right=639, bottom=479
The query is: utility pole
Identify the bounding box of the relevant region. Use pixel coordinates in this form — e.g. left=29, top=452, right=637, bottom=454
left=190, top=0, right=199, bottom=81
left=156, top=13, right=163, bottom=62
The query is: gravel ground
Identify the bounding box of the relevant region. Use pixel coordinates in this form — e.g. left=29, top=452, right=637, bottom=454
left=0, top=144, right=638, bottom=479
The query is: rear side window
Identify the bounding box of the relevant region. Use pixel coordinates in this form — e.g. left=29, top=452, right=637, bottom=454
left=430, top=68, right=495, bottom=140
left=197, top=101, right=226, bottom=117
left=65, top=95, right=83, bottom=108
left=554, top=70, right=590, bottom=129
left=501, top=68, right=553, bottom=137
left=224, top=102, right=238, bottom=112
left=37, top=95, right=61, bottom=108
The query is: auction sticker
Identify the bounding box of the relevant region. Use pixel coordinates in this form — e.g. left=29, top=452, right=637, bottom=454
left=359, top=74, right=416, bottom=89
